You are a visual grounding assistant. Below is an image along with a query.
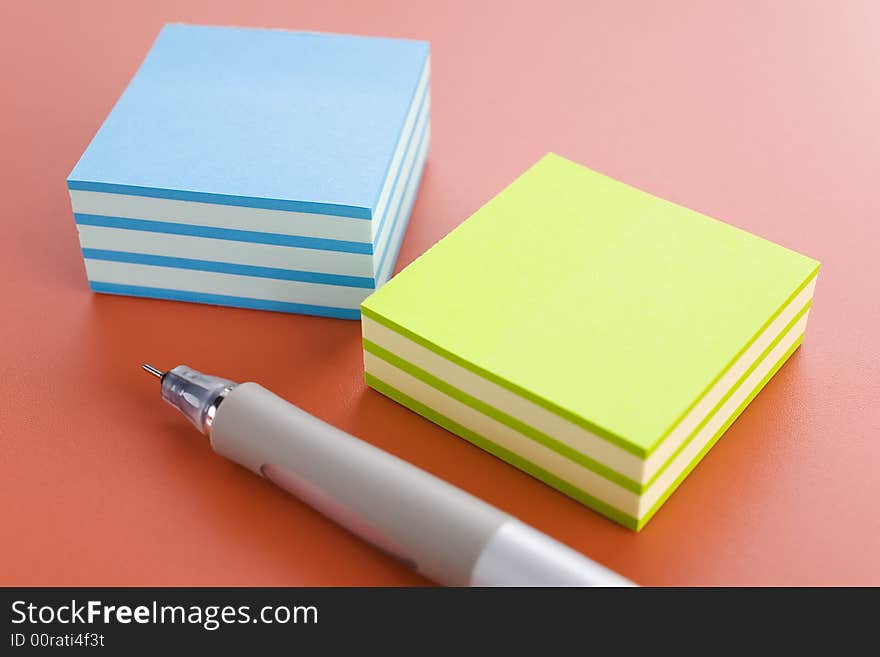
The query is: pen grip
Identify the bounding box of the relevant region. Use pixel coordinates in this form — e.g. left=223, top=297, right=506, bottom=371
left=210, top=382, right=509, bottom=585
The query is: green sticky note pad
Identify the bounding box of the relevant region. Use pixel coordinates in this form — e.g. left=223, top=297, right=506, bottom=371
left=361, top=153, right=819, bottom=530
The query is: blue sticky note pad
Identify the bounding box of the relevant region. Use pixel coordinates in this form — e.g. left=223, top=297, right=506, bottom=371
left=68, top=24, right=431, bottom=319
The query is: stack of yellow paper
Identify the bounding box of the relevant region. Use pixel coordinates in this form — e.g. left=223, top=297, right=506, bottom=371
left=361, top=154, right=819, bottom=529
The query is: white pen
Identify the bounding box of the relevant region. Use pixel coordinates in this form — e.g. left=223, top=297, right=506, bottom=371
left=142, top=363, right=635, bottom=587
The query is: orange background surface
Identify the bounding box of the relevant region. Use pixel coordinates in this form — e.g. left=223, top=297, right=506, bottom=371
left=1, top=1, right=878, bottom=586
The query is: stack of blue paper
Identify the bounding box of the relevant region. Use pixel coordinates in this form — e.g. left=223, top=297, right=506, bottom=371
left=68, top=24, right=430, bottom=319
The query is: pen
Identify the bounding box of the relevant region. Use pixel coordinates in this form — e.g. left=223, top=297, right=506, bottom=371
left=143, top=363, right=634, bottom=587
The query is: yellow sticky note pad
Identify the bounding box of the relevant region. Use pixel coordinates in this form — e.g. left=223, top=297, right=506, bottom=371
left=362, top=154, right=819, bottom=529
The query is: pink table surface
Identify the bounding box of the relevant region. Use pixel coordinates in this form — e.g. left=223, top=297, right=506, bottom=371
left=1, top=0, right=878, bottom=585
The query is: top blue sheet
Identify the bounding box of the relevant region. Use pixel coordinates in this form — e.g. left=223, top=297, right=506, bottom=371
left=68, top=24, right=430, bottom=218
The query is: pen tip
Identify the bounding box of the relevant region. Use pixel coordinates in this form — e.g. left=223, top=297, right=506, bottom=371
left=142, top=363, right=164, bottom=379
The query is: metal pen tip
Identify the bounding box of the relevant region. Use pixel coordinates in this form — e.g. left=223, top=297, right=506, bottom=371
left=142, top=363, right=164, bottom=379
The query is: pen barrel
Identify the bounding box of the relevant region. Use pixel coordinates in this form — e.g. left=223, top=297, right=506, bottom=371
left=211, top=383, right=633, bottom=587
left=211, top=383, right=509, bottom=585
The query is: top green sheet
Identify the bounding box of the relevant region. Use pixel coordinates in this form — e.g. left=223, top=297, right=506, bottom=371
left=361, top=154, right=819, bottom=455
